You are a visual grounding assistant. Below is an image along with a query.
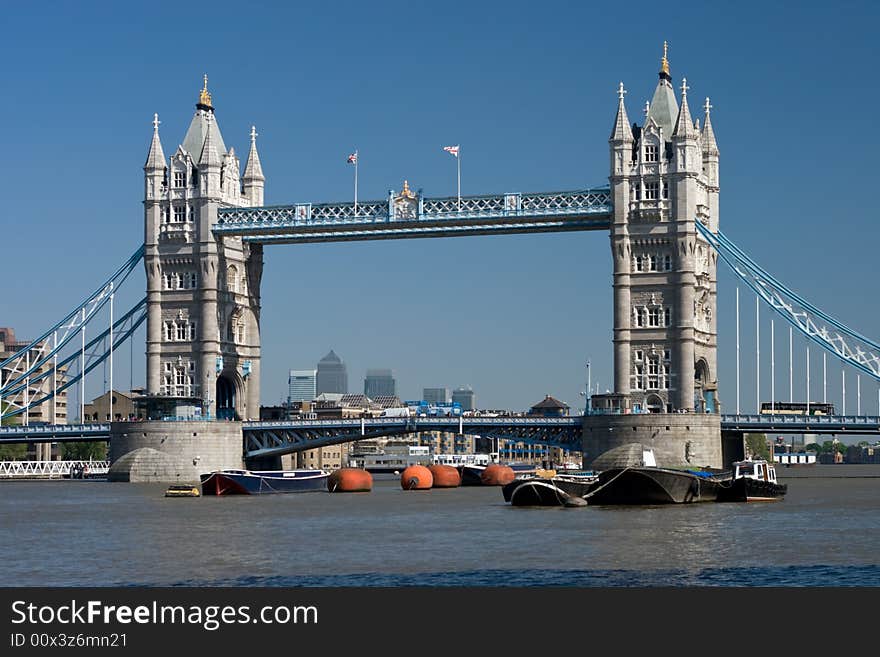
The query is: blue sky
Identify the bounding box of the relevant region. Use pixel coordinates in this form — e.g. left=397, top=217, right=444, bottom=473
left=1, top=0, right=879, bottom=415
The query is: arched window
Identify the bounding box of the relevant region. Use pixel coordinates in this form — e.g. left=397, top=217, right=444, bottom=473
left=227, top=265, right=238, bottom=293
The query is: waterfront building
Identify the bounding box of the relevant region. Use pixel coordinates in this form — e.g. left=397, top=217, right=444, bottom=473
left=364, top=369, right=395, bottom=398
left=316, top=349, right=347, bottom=395
left=83, top=390, right=143, bottom=422
left=423, top=387, right=450, bottom=405
left=452, top=386, right=475, bottom=411
left=288, top=369, right=317, bottom=402
left=528, top=395, right=570, bottom=417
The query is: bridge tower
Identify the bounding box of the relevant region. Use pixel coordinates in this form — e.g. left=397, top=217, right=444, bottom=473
left=609, top=44, right=719, bottom=414
left=143, top=77, right=264, bottom=420
left=586, top=45, right=723, bottom=468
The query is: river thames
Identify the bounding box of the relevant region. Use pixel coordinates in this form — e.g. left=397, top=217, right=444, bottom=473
left=2, top=466, right=879, bottom=587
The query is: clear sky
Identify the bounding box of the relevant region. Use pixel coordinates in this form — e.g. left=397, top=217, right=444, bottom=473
left=2, top=0, right=879, bottom=416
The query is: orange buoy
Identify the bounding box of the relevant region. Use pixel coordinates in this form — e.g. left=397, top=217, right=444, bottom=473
left=400, top=464, right=433, bottom=490
left=428, top=464, right=461, bottom=488
left=328, top=468, right=373, bottom=493
left=480, top=463, right=516, bottom=486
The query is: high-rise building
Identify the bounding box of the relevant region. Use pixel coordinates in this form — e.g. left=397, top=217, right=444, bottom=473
left=423, top=387, right=450, bottom=404
left=452, top=386, right=475, bottom=411
left=316, top=349, right=347, bottom=395
left=288, top=369, right=317, bottom=402
left=364, top=369, right=395, bottom=398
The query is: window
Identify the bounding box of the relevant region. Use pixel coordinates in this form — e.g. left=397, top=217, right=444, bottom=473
left=662, top=181, right=669, bottom=199
left=174, top=171, right=186, bottom=188
left=176, top=322, right=187, bottom=341
left=189, top=272, right=197, bottom=288
left=645, top=181, right=659, bottom=200
left=664, top=349, right=671, bottom=362
left=163, top=362, right=172, bottom=373
left=173, top=205, right=185, bottom=223
left=633, top=364, right=645, bottom=390
left=664, top=254, right=672, bottom=271
left=635, top=350, right=644, bottom=362
left=189, top=322, right=197, bottom=340
left=645, top=144, right=658, bottom=162
left=648, top=307, right=660, bottom=327
left=227, top=265, right=238, bottom=293
left=634, top=255, right=644, bottom=272
left=648, top=255, right=658, bottom=271
left=664, top=308, right=672, bottom=327
left=647, top=357, right=659, bottom=389
left=631, top=182, right=639, bottom=200
left=162, top=207, right=170, bottom=224
left=165, top=322, right=174, bottom=341
left=635, top=307, right=645, bottom=328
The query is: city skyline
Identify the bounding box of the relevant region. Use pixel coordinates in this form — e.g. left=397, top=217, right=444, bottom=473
left=2, top=2, right=879, bottom=414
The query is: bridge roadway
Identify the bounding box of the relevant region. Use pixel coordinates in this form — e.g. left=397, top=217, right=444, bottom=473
left=1, top=415, right=878, bottom=457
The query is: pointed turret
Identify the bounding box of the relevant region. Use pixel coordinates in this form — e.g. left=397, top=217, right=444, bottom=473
left=199, top=112, right=221, bottom=167
left=181, top=75, right=227, bottom=162
left=672, top=78, right=697, bottom=139
left=646, top=41, right=679, bottom=139
left=701, top=97, right=719, bottom=155
left=144, top=113, right=166, bottom=171
left=610, top=82, right=633, bottom=141
left=243, top=126, right=265, bottom=205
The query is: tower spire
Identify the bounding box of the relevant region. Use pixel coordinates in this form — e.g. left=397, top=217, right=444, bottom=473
left=673, top=77, right=696, bottom=138
left=702, top=97, right=719, bottom=154
left=144, top=112, right=166, bottom=170
left=610, top=82, right=633, bottom=141
left=199, top=111, right=220, bottom=166
left=243, top=125, right=265, bottom=182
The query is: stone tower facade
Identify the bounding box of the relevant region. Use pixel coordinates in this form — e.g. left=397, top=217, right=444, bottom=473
left=609, top=46, right=720, bottom=414
left=143, top=77, right=265, bottom=420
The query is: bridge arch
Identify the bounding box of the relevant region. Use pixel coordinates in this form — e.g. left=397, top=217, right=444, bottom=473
left=216, top=369, right=243, bottom=420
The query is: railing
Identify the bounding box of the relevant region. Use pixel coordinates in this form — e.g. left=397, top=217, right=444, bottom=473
left=721, top=414, right=880, bottom=431
left=214, top=188, right=613, bottom=234
left=0, top=460, right=109, bottom=479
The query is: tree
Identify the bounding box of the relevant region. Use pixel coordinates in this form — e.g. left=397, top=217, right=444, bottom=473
left=61, top=441, right=108, bottom=461
left=805, top=442, right=821, bottom=453
left=745, top=433, right=770, bottom=460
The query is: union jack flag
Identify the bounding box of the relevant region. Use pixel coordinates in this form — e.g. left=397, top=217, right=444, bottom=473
left=347, top=152, right=358, bottom=164
left=443, top=145, right=459, bottom=157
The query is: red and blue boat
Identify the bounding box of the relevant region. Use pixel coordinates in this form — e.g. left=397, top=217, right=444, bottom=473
left=200, top=469, right=329, bottom=495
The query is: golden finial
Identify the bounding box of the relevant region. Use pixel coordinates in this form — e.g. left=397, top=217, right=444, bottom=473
left=199, top=73, right=213, bottom=109
left=660, top=41, right=670, bottom=76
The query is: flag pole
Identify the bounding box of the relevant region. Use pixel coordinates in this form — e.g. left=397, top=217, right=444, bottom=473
left=456, top=147, right=461, bottom=210
left=354, top=150, right=358, bottom=216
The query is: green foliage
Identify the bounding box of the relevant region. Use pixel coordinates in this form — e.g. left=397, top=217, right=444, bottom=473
left=805, top=443, right=821, bottom=453
left=745, top=433, right=771, bottom=460
left=61, top=441, right=108, bottom=461
left=0, top=443, right=28, bottom=460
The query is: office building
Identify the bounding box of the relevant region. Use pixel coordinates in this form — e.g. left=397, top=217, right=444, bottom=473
left=364, top=369, right=395, bottom=398
left=452, top=386, right=476, bottom=411
left=288, top=369, right=317, bottom=402
left=316, top=349, right=348, bottom=395
left=423, top=387, right=450, bottom=404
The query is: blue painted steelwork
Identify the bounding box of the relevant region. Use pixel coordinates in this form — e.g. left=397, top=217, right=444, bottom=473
left=721, top=414, right=880, bottom=434
left=1, top=298, right=147, bottom=422
left=241, top=416, right=584, bottom=459
left=697, top=222, right=880, bottom=381
left=0, top=424, right=112, bottom=443
left=0, top=246, right=145, bottom=422
left=213, top=188, right=612, bottom=244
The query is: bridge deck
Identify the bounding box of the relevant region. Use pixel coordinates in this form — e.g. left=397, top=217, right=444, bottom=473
left=214, top=188, right=612, bottom=243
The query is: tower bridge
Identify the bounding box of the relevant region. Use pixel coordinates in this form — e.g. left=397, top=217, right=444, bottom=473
left=2, top=47, right=878, bottom=481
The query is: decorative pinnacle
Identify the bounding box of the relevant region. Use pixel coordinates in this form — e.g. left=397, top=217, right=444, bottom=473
left=250, top=125, right=258, bottom=143
left=681, top=77, right=689, bottom=98
left=617, top=81, right=626, bottom=102
left=660, top=40, right=670, bottom=76
left=644, top=101, right=650, bottom=117
left=704, top=97, right=712, bottom=116
left=199, top=73, right=213, bottom=108
left=152, top=113, right=160, bottom=132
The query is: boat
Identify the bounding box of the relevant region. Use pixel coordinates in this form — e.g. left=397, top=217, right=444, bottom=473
left=714, top=459, right=787, bottom=502
left=585, top=465, right=721, bottom=505
left=502, top=472, right=599, bottom=506
left=164, top=484, right=200, bottom=498
left=199, top=469, right=330, bottom=495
